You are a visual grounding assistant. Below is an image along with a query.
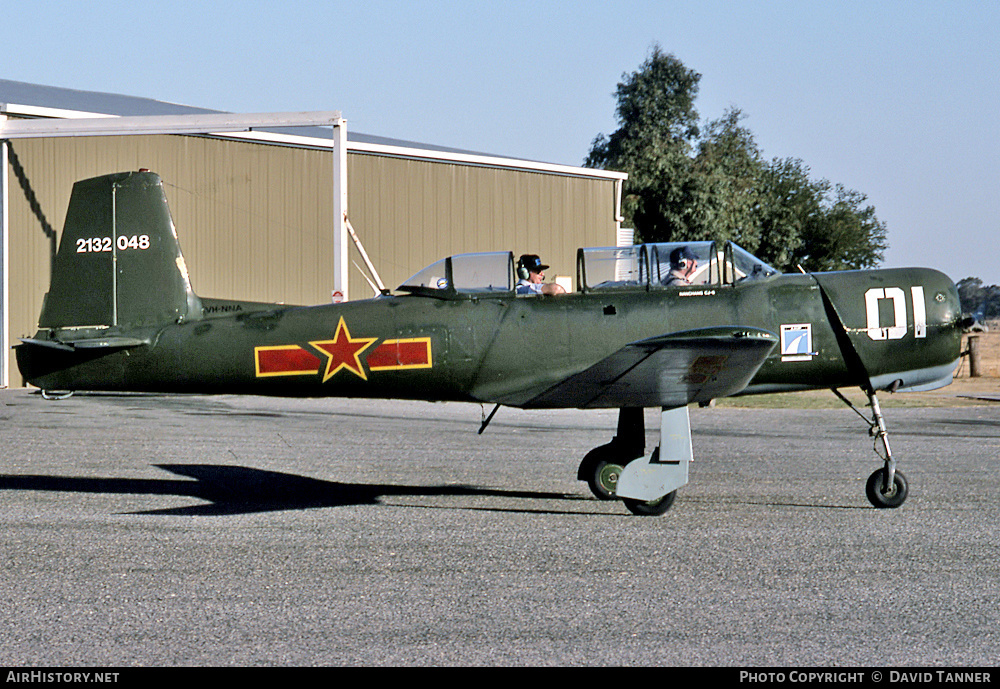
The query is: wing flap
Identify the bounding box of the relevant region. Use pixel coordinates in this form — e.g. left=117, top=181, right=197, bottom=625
left=525, top=326, right=778, bottom=409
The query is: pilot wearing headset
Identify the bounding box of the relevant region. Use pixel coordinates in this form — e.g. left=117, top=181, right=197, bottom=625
left=663, top=246, right=698, bottom=286
left=516, top=254, right=566, bottom=296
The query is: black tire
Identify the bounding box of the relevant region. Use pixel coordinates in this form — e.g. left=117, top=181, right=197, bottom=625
left=582, top=455, right=624, bottom=500
left=623, top=490, right=677, bottom=516
left=579, top=445, right=634, bottom=501
left=865, top=468, right=908, bottom=508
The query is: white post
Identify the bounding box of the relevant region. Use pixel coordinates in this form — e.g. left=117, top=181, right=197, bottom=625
left=0, top=127, right=9, bottom=388
left=331, top=117, right=349, bottom=303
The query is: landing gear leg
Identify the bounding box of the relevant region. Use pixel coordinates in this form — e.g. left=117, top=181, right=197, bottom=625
left=863, top=390, right=908, bottom=508
left=833, top=387, right=909, bottom=508
left=616, top=406, right=692, bottom=516
left=578, top=407, right=645, bottom=500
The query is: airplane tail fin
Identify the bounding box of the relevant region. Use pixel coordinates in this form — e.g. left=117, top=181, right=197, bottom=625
left=38, top=171, right=201, bottom=331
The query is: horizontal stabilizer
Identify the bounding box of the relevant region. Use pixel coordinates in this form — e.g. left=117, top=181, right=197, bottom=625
left=526, top=326, right=778, bottom=409
left=19, top=336, right=149, bottom=352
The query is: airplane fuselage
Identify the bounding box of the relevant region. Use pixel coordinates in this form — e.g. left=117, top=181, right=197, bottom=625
left=18, top=267, right=962, bottom=407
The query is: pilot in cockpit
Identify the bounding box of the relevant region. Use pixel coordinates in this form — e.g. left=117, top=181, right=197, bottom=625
left=516, top=254, right=566, bottom=296
left=663, top=246, right=698, bottom=286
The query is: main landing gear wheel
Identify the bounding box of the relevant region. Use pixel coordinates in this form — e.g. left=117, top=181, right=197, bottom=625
left=580, top=447, right=627, bottom=501
left=866, top=468, right=908, bottom=509
left=579, top=408, right=646, bottom=501
left=623, top=491, right=677, bottom=516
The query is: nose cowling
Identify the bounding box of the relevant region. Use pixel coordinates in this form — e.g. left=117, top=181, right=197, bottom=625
left=812, top=267, right=964, bottom=393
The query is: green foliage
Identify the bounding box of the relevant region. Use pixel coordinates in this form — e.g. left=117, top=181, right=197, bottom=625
left=792, top=184, right=887, bottom=272
left=586, top=47, right=888, bottom=272
left=586, top=47, right=702, bottom=244
left=957, top=277, right=1000, bottom=319
left=691, top=108, right=764, bottom=250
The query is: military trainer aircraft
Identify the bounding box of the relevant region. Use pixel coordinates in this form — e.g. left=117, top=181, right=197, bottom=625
left=16, top=171, right=966, bottom=515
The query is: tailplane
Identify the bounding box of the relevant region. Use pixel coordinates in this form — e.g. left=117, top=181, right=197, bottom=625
left=38, top=170, right=201, bottom=331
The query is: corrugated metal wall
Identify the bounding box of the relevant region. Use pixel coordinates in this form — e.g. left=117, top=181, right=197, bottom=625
left=4, top=134, right=620, bottom=386
left=348, top=153, right=617, bottom=293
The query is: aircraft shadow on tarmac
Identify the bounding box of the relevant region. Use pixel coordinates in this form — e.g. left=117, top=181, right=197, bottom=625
left=0, top=464, right=579, bottom=516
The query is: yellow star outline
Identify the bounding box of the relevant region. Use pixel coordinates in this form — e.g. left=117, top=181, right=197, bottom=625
left=309, top=317, right=378, bottom=382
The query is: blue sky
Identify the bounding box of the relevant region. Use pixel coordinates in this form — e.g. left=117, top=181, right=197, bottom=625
left=5, top=0, right=999, bottom=284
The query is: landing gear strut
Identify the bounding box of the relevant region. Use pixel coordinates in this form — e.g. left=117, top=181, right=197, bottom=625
left=578, top=406, right=692, bottom=516
left=833, top=387, right=909, bottom=509
left=577, top=407, right=645, bottom=500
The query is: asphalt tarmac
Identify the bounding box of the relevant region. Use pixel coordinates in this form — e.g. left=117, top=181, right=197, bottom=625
left=1, top=389, right=998, bottom=667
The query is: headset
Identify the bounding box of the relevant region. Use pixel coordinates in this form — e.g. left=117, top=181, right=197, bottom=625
left=516, top=257, right=530, bottom=281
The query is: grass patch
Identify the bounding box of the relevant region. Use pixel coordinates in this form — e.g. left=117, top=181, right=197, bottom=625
left=713, top=388, right=990, bottom=410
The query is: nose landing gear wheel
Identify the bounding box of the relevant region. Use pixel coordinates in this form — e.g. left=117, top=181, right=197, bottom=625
left=866, top=468, right=908, bottom=508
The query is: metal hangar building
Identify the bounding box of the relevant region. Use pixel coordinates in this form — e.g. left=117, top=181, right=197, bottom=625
left=0, top=79, right=628, bottom=387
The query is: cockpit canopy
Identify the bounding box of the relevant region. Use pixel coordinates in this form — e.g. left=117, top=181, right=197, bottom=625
left=397, top=252, right=515, bottom=297
left=577, top=241, right=778, bottom=292
left=396, top=242, right=778, bottom=298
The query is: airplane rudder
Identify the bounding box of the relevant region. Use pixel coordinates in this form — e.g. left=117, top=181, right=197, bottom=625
left=112, top=171, right=200, bottom=327
left=38, top=171, right=200, bottom=330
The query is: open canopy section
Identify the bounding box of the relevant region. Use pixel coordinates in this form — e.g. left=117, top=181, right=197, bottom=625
left=397, top=252, right=515, bottom=298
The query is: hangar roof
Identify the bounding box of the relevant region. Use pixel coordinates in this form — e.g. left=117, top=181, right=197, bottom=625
left=0, top=78, right=624, bottom=179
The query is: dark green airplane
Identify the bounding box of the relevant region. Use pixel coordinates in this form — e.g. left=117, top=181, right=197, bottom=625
left=16, top=171, right=967, bottom=515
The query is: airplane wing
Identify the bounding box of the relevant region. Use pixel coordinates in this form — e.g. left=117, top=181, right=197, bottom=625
left=523, top=326, right=778, bottom=409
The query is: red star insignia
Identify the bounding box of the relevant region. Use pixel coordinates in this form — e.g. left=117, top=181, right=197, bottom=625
left=309, top=317, right=377, bottom=382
